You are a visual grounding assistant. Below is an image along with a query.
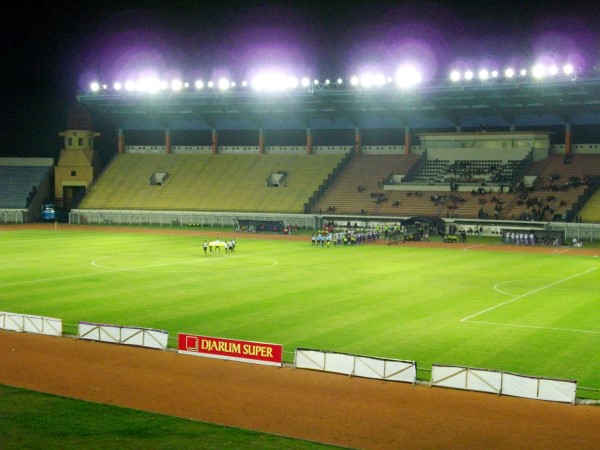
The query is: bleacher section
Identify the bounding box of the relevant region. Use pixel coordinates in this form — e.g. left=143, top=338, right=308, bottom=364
left=409, top=159, right=449, bottom=183
left=308, top=152, right=600, bottom=220
left=311, top=154, right=421, bottom=215
left=372, top=190, right=515, bottom=219
left=79, top=154, right=345, bottom=213
left=0, top=166, right=51, bottom=208
left=579, top=191, right=600, bottom=223
left=506, top=154, right=600, bottom=221
left=406, top=158, right=529, bottom=186
left=75, top=151, right=600, bottom=222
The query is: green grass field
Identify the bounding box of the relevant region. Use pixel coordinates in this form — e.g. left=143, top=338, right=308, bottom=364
left=1, top=225, right=599, bottom=396
left=0, top=384, right=336, bottom=450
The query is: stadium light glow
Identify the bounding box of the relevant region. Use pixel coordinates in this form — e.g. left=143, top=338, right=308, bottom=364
left=287, top=76, right=298, bottom=89
left=171, top=79, right=183, bottom=91
left=395, top=65, right=422, bottom=88
left=83, top=54, right=588, bottom=96
left=360, top=74, right=374, bottom=88
left=532, top=64, right=546, bottom=79
left=217, top=78, right=229, bottom=90
left=251, top=76, right=264, bottom=91
left=135, top=78, right=160, bottom=93
left=251, top=72, right=300, bottom=91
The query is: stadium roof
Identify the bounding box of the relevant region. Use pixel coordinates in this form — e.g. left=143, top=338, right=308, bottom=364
left=78, top=76, right=600, bottom=132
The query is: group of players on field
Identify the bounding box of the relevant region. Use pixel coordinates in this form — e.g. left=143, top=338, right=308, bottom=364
left=311, top=229, right=381, bottom=246
left=203, top=239, right=236, bottom=255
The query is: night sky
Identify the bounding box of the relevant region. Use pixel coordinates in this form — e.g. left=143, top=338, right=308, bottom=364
left=2, top=0, right=600, bottom=159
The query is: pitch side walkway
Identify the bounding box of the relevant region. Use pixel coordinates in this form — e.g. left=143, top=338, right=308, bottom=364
left=1, top=331, right=600, bottom=449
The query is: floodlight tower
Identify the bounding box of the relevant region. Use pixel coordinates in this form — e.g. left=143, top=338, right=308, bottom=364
left=55, top=104, right=101, bottom=208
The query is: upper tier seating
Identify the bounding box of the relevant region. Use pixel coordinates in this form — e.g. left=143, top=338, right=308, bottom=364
left=407, top=158, right=529, bottom=186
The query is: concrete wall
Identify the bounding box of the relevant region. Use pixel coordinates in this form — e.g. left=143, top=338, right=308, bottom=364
left=425, top=147, right=531, bottom=162
left=550, top=144, right=600, bottom=155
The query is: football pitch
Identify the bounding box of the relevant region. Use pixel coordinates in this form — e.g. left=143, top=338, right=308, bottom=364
left=1, top=225, right=599, bottom=398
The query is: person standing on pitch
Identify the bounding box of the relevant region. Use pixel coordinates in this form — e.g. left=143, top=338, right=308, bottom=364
left=203, top=240, right=208, bottom=255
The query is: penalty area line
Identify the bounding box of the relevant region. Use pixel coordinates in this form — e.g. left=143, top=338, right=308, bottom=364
left=460, top=266, right=598, bottom=322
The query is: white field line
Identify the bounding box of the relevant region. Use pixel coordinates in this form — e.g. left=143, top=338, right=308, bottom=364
left=463, top=244, right=485, bottom=250
left=0, top=268, right=129, bottom=288
left=465, top=320, right=600, bottom=334
left=90, top=256, right=206, bottom=270
left=493, top=280, right=520, bottom=297
left=461, top=266, right=598, bottom=322
left=0, top=256, right=195, bottom=287
left=0, top=255, right=276, bottom=288
left=555, top=247, right=573, bottom=255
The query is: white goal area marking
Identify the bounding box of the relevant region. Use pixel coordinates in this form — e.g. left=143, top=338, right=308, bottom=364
left=461, top=266, right=598, bottom=334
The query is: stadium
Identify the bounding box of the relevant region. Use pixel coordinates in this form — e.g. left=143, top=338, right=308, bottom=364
left=2, top=4, right=600, bottom=449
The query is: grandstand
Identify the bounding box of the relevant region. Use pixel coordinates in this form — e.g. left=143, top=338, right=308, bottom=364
left=2, top=73, right=600, bottom=241
left=79, top=153, right=345, bottom=213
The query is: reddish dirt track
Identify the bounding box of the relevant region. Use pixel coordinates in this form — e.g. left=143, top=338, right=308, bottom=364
left=1, top=224, right=599, bottom=449
left=2, top=332, right=600, bottom=450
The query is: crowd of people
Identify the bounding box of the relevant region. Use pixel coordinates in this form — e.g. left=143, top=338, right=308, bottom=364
left=538, top=173, right=591, bottom=192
